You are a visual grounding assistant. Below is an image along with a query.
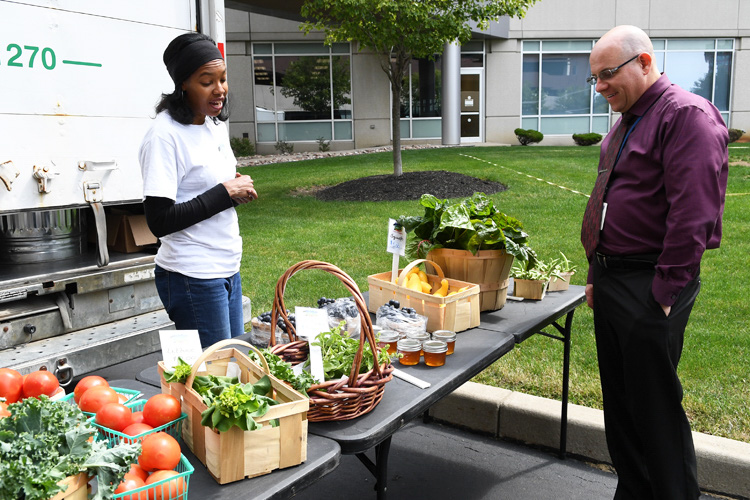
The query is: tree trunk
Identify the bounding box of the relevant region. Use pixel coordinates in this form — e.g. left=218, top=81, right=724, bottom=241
left=391, top=80, right=403, bottom=177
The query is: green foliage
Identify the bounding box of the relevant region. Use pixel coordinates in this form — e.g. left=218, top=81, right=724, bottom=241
left=572, top=133, right=603, bottom=146
left=510, top=256, right=564, bottom=281
left=310, top=321, right=392, bottom=381
left=199, top=374, right=279, bottom=432
left=514, top=128, right=543, bottom=146
left=728, top=128, right=745, bottom=143
left=0, top=396, right=140, bottom=500
left=317, top=136, right=331, bottom=152
left=279, top=56, right=351, bottom=113
left=275, top=140, right=294, bottom=155
left=249, top=348, right=317, bottom=395
left=230, top=136, right=256, bottom=157
left=397, top=192, right=535, bottom=264
left=300, top=0, right=538, bottom=174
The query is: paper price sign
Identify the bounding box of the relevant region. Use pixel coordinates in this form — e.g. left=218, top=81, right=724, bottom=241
left=387, top=218, right=406, bottom=256
left=158, top=330, right=205, bottom=371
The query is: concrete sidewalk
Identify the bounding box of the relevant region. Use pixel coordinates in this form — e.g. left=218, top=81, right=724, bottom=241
left=428, top=382, right=750, bottom=499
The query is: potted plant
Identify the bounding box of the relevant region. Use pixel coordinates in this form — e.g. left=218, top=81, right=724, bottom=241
left=510, top=257, right=564, bottom=300
left=547, top=252, right=577, bottom=292
left=397, top=192, right=536, bottom=311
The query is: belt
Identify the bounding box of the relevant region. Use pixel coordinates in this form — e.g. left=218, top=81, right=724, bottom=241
left=595, top=252, right=658, bottom=270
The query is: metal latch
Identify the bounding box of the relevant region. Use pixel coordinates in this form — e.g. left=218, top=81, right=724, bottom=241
left=33, top=164, right=59, bottom=193
left=0, top=160, right=20, bottom=191
left=83, top=180, right=103, bottom=202
left=78, top=159, right=118, bottom=171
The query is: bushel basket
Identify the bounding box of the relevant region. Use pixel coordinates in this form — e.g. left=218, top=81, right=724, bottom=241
left=269, top=260, right=394, bottom=422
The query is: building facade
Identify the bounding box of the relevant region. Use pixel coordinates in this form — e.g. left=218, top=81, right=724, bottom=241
left=225, top=1, right=750, bottom=152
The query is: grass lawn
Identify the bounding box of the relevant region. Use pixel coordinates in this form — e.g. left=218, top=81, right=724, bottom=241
left=235, top=144, right=750, bottom=443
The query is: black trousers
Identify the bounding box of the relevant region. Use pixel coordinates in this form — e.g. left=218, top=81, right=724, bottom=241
left=592, top=258, right=701, bottom=500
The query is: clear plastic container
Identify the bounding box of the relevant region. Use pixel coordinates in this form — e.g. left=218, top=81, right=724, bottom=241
left=422, top=340, right=448, bottom=367
left=432, top=330, right=456, bottom=355
left=397, top=338, right=422, bottom=366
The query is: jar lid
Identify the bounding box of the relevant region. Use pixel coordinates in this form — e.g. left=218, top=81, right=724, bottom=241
left=423, top=340, right=448, bottom=353
left=406, top=331, right=430, bottom=341
left=397, top=338, right=421, bottom=352
left=432, top=330, right=456, bottom=341
left=378, top=330, right=400, bottom=342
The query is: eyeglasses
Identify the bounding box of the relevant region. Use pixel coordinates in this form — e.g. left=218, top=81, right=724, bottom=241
left=586, top=54, right=640, bottom=86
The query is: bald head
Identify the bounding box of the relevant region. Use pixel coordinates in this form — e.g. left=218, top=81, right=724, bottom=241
left=590, top=25, right=660, bottom=113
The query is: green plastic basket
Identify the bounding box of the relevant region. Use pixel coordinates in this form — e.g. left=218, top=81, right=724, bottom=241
left=93, top=399, right=187, bottom=446
left=113, top=453, right=194, bottom=500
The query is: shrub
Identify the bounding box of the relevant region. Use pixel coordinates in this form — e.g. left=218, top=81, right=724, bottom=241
left=317, top=137, right=331, bottom=152
left=274, top=140, right=294, bottom=154
left=572, top=133, right=603, bottom=146
left=728, top=128, right=745, bottom=143
left=230, top=137, right=256, bottom=157
left=514, top=128, right=543, bottom=146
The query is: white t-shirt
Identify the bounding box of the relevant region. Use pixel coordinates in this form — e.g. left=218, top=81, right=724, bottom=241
left=139, top=111, right=241, bottom=279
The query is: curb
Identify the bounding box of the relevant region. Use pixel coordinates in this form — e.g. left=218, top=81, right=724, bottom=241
left=428, top=381, right=750, bottom=499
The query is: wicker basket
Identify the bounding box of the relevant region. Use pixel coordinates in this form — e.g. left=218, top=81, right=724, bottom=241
left=268, top=260, right=394, bottom=422
left=367, top=259, right=481, bottom=333
left=157, top=339, right=309, bottom=484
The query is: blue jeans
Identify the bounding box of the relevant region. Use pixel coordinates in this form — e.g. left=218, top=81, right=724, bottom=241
left=154, top=264, right=244, bottom=348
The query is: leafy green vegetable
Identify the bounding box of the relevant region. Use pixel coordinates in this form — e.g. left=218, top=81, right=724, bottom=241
left=397, top=192, right=536, bottom=266
left=162, top=357, right=193, bottom=384
left=248, top=348, right=317, bottom=396
left=310, top=322, right=392, bottom=382
left=0, top=395, right=140, bottom=500
left=199, top=375, right=279, bottom=432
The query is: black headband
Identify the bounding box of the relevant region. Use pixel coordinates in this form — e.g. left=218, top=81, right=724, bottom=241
left=164, top=37, right=223, bottom=86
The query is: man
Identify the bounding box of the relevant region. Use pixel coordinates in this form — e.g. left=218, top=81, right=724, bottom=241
left=581, top=25, right=728, bottom=499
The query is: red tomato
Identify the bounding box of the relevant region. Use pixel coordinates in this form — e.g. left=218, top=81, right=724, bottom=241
left=114, top=473, right=147, bottom=500
left=145, top=470, right=185, bottom=500
left=78, top=386, right=119, bottom=413
left=138, top=432, right=181, bottom=472
left=142, top=394, right=181, bottom=428
left=121, top=423, right=155, bottom=443
left=22, top=370, right=59, bottom=399
left=95, top=402, right=133, bottom=432
left=128, top=463, right=150, bottom=482
left=74, top=375, right=109, bottom=404
left=50, top=386, right=66, bottom=401
left=130, top=411, right=145, bottom=425
left=0, top=368, right=23, bottom=404
left=118, top=392, right=131, bottom=404
left=0, top=402, right=10, bottom=419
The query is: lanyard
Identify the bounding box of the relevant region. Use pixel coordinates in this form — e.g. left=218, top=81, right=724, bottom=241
left=615, top=115, right=643, bottom=165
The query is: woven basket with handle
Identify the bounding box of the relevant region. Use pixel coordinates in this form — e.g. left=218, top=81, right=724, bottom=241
left=268, top=260, right=394, bottom=422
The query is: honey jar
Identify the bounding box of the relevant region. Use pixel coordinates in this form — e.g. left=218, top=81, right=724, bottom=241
left=422, top=340, right=448, bottom=367
left=377, top=330, right=400, bottom=357
left=432, top=330, right=456, bottom=355
left=397, top=338, right=422, bottom=366
left=406, top=331, right=430, bottom=355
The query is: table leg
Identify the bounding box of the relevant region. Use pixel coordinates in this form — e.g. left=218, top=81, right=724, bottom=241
left=544, top=309, right=575, bottom=459
left=355, top=436, right=392, bottom=499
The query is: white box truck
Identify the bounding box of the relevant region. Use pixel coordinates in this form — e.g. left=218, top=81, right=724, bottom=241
left=0, top=0, right=244, bottom=384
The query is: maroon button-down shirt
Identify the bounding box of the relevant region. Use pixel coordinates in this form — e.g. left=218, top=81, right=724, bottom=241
left=591, top=74, right=729, bottom=306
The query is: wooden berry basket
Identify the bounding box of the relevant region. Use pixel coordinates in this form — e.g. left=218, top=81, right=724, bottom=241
left=367, top=259, right=481, bottom=333
left=157, top=339, right=309, bottom=484
left=269, top=260, right=394, bottom=422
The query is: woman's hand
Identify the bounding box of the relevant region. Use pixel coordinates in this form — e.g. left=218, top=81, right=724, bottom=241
left=223, top=173, right=258, bottom=204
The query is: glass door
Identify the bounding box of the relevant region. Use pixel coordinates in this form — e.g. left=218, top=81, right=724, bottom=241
left=460, top=68, right=483, bottom=142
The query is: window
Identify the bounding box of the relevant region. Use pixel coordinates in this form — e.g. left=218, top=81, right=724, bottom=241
left=252, top=43, right=352, bottom=143
left=521, top=38, right=734, bottom=134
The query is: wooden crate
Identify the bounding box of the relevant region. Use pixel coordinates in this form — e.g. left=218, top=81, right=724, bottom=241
left=48, top=473, right=89, bottom=500
left=158, top=339, right=309, bottom=485
left=367, top=259, right=480, bottom=333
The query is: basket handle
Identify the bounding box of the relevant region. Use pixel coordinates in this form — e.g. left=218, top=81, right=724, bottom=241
left=185, top=339, right=270, bottom=389
left=269, top=260, right=382, bottom=384
left=397, top=258, right=445, bottom=286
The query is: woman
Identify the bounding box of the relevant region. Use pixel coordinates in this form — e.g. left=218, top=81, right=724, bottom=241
left=139, top=32, right=256, bottom=347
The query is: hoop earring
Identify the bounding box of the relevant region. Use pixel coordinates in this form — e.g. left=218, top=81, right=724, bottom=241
left=180, top=89, right=186, bottom=100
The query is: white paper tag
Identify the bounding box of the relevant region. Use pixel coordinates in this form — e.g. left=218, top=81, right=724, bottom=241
left=226, top=362, right=241, bottom=380
left=386, top=218, right=406, bottom=256
left=159, top=330, right=205, bottom=371
left=295, top=307, right=330, bottom=383
left=601, top=202, right=608, bottom=230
